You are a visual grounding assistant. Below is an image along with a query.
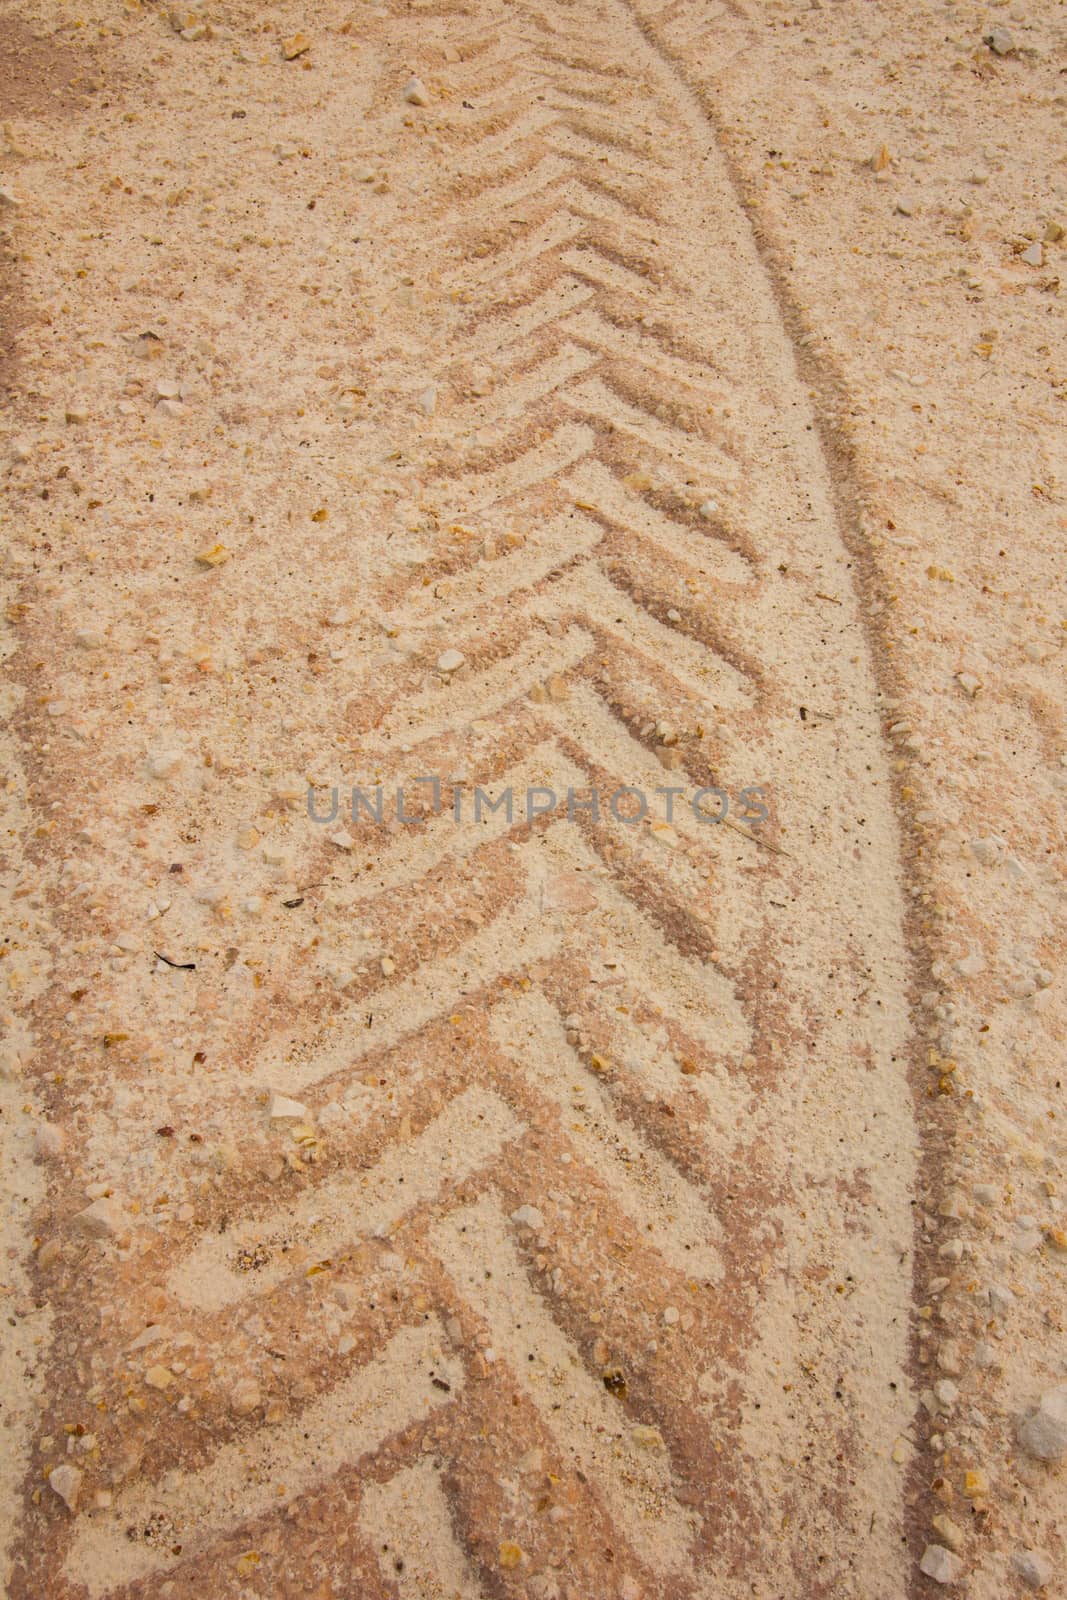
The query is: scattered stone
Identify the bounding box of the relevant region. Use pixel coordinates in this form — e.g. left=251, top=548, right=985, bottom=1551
left=48, top=1463, right=83, bottom=1512
left=380, top=956, right=396, bottom=977
left=662, top=1305, right=680, bottom=1326
left=894, top=198, right=914, bottom=217
left=404, top=76, right=429, bottom=106
left=282, top=31, right=311, bottom=60
left=145, top=1365, right=174, bottom=1390
left=631, top=1424, right=666, bottom=1452
left=270, top=1094, right=309, bottom=1122
left=1018, top=1387, right=1067, bottom=1462
left=327, top=829, right=354, bottom=851
left=956, top=671, right=982, bottom=697
left=963, top=1467, right=989, bottom=1498
left=65, top=400, right=90, bottom=425
left=436, top=648, right=465, bottom=674
left=195, top=542, right=231, bottom=568
left=230, top=1377, right=261, bottom=1415
left=498, top=1543, right=523, bottom=1570
left=1020, top=242, right=1044, bottom=267
left=935, top=1379, right=959, bottom=1410
left=510, top=1205, right=544, bottom=1230
left=1045, top=221, right=1064, bottom=243
left=919, top=1545, right=963, bottom=1585
left=73, top=1196, right=126, bottom=1239
left=1012, top=1550, right=1054, bottom=1589
left=870, top=143, right=892, bottom=172
left=931, top=1515, right=965, bottom=1553
left=416, top=385, right=437, bottom=416
left=937, top=1340, right=964, bottom=1377
left=985, top=27, right=1015, bottom=55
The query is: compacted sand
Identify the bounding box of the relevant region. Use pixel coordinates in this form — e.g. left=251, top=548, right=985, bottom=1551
left=0, top=1, right=1063, bottom=1595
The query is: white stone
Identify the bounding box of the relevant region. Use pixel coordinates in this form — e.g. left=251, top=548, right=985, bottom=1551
left=48, top=1463, right=83, bottom=1511
left=1012, top=1550, right=1054, bottom=1589
left=404, top=76, right=429, bottom=105
left=919, top=1545, right=963, bottom=1584
left=1018, top=1387, right=1067, bottom=1461
left=510, top=1205, right=544, bottom=1230
left=436, top=648, right=465, bottom=674
left=270, top=1094, right=309, bottom=1122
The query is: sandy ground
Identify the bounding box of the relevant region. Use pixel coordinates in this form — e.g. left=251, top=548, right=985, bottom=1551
left=0, top=0, right=1063, bottom=1596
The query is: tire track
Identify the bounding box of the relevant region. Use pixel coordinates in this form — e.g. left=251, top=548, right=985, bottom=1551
left=7, top=2, right=918, bottom=1595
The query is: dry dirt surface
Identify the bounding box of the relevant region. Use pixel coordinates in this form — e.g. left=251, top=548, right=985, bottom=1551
left=0, top=1, right=1063, bottom=1598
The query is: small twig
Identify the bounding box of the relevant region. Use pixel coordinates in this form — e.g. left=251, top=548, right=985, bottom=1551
left=721, top=816, right=789, bottom=856
left=154, top=951, right=196, bottom=970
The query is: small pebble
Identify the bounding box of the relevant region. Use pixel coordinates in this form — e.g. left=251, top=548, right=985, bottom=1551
left=1020, top=242, right=1044, bottom=267
left=986, top=27, right=1014, bottom=55
left=662, top=1305, right=680, bottom=1326
left=48, top=1463, right=83, bottom=1512
left=282, top=31, right=311, bottom=60
left=919, top=1545, right=963, bottom=1585
left=1018, top=1387, right=1067, bottom=1462
left=931, top=1515, right=964, bottom=1553
left=510, top=1205, right=544, bottom=1230
left=937, top=1340, right=964, bottom=1377
left=195, top=542, right=231, bottom=568
left=270, top=1094, right=309, bottom=1122
left=404, top=76, right=429, bottom=106
left=65, top=400, right=90, bottom=425
left=1012, top=1550, right=1054, bottom=1590
left=436, top=648, right=465, bottom=674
